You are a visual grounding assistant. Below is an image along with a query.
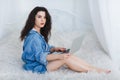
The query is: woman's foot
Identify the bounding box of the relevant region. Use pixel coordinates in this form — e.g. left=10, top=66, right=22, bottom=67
left=105, top=70, right=111, bottom=73
left=97, top=69, right=111, bottom=74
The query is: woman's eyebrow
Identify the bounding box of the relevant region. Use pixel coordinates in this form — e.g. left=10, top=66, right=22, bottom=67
left=37, top=14, right=45, bottom=17
left=37, top=14, right=42, bottom=16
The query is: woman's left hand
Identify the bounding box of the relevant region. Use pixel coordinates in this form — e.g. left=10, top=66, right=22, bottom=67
left=54, top=47, right=66, bottom=52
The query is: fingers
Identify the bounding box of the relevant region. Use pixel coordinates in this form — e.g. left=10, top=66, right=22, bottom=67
left=59, top=48, right=66, bottom=51
left=61, top=48, right=67, bottom=52
left=64, top=53, right=71, bottom=59
left=56, top=47, right=66, bottom=52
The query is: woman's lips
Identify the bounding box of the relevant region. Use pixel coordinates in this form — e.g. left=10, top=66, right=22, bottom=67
left=40, top=23, right=44, bottom=25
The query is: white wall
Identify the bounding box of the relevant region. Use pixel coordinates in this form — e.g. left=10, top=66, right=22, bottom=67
left=0, top=0, right=92, bottom=39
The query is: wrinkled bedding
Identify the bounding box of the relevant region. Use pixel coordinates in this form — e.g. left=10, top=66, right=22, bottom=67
left=0, top=28, right=120, bottom=80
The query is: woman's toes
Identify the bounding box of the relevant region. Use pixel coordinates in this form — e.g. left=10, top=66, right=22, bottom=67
left=105, top=70, right=111, bottom=74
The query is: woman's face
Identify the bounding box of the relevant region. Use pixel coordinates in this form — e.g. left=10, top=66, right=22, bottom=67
left=35, top=11, right=46, bottom=28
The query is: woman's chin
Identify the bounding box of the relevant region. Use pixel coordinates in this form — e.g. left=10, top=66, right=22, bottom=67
left=40, top=25, right=45, bottom=28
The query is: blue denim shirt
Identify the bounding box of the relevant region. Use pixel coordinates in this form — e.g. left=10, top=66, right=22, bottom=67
left=22, top=29, right=53, bottom=73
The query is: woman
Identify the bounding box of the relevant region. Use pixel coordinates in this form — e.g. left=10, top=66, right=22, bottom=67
left=20, top=6, right=111, bottom=74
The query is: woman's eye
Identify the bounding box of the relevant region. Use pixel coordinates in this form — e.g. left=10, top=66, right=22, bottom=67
left=44, top=17, right=46, bottom=19
left=38, top=16, right=41, bottom=18
left=37, top=15, right=46, bottom=19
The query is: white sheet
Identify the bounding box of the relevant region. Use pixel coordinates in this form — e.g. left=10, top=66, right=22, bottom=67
left=0, top=28, right=120, bottom=80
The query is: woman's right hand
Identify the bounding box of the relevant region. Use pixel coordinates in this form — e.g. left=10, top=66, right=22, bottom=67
left=59, top=53, right=70, bottom=60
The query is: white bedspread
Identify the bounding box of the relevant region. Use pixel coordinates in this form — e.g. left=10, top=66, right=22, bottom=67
left=0, top=28, right=120, bottom=80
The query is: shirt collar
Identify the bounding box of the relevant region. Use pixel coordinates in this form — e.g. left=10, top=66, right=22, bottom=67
left=32, top=28, right=38, bottom=32
left=31, top=28, right=44, bottom=38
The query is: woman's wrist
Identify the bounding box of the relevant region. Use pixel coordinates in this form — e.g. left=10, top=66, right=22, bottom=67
left=50, top=47, right=56, bottom=53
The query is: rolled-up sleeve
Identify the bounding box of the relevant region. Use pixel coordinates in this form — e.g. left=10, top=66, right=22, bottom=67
left=32, top=36, right=50, bottom=66
left=48, top=45, right=55, bottom=52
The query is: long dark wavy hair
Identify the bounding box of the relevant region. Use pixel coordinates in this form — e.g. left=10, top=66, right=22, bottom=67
left=20, top=6, right=52, bottom=43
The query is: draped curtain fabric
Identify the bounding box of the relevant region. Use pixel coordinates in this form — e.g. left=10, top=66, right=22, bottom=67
left=89, top=0, right=120, bottom=68
left=0, top=0, right=92, bottom=52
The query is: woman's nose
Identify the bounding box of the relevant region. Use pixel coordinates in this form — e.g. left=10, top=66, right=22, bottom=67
left=41, top=18, right=44, bottom=21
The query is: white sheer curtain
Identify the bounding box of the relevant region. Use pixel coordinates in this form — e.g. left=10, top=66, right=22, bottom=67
left=89, top=0, right=120, bottom=68
left=0, top=0, right=93, bottom=52
left=0, top=0, right=92, bottom=37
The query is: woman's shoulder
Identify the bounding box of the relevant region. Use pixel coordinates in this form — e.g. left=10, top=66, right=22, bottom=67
left=28, top=30, right=42, bottom=38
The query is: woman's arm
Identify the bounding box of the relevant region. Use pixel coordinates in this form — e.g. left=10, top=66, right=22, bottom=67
left=50, top=47, right=56, bottom=53
left=50, top=47, right=66, bottom=53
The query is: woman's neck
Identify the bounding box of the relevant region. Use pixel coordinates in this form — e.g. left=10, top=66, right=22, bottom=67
left=33, top=25, right=41, bottom=34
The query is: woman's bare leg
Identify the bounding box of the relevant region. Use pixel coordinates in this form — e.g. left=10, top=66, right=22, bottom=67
left=47, top=60, right=65, bottom=72
left=47, top=59, right=88, bottom=72
left=47, top=55, right=111, bottom=73
left=69, top=55, right=111, bottom=73
left=70, top=55, right=102, bottom=70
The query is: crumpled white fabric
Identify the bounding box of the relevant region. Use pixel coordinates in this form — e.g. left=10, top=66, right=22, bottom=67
left=0, top=28, right=120, bottom=80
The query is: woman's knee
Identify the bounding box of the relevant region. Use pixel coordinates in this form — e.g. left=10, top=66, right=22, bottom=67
left=63, top=55, right=73, bottom=62
left=47, top=60, right=65, bottom=72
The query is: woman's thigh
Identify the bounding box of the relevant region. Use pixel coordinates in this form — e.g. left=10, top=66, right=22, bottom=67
left=47, top=60, right=65, bottom=72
